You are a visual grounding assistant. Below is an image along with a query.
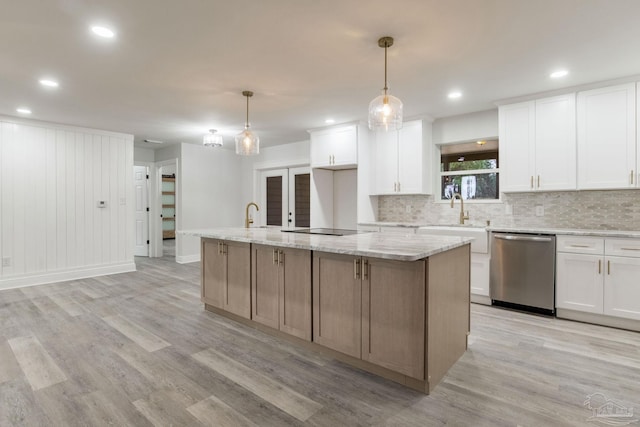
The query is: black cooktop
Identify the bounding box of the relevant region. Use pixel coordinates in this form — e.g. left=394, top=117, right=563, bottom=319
left=281, top=228, right=364, bottom=236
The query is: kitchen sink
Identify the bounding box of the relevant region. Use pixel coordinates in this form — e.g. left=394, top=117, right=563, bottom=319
left=417, top=225, right=488, bottom=254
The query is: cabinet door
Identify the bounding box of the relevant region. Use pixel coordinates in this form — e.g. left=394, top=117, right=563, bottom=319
left=310, top=125, right=358, bottom=168
left=279, top=247, right=312, bottom=341
left=604, top=256, right=640, bottom=320
left=535, top=94, right=576, bottom=191
left=251, top=245, right=280, bottom=329
left=312, top=252, right=362, bottom=358
left=556, top=253, right=604, bottom=313
left=577, top=83, right=636, bottom=189
left=331, top=125, right=358, bottom=167
left=362, top=258, right=425, bottom=379
left=223, top=241, right=251, bottom=319
left=202, top=238, right=225, bottom=308
left=373, top=130, right=399, bottom=194
left=397, top=120, right=425, bottom=194
left=499, top=101, right=535, bottom=192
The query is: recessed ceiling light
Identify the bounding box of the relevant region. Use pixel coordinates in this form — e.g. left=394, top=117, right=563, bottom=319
left=39, top=79, right=59, bottom=88
left=550, top=70, right=569, bottom=79
left=91, top=25, right=115, bottom=38
left=448, top=91, right=462, bottom=99
left=325, top=119, right=335, bottom=124
left=16, top=107, right=32, bottom=114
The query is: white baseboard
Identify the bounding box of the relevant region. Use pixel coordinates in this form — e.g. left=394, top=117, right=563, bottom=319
left=471, top=294, right=491, bottom=305
left=0, top=262, right=137, bottom=291
left=556, top=308, right=640, bottom=332
left=176, top=254, right=200, bottom=264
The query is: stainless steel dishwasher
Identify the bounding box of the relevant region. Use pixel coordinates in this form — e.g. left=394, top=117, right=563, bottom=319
left=490, top=232, right=556, bottom=314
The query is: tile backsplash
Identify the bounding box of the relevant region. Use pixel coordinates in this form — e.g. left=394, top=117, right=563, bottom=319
left=378, top=190, right=640, bottom=230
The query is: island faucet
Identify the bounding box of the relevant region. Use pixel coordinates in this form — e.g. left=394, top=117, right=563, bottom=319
left=450, top=193, right=470, bottom=225
left=245, top=202, right=259, bottom=228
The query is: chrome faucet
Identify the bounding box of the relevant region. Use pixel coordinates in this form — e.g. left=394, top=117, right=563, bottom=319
left=245, top=202, right=259, bottom=228
left=451, top=193, right=470, bottom=225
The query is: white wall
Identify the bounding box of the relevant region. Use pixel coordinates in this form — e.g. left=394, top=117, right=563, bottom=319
left=134, top=146, right=155, bottom=163
left=334, top=169, right=357, bottom=229
left=177, top=144, right=244, bottom=262
left=432, top=109, right=498, bottom=144
left=0, top=117, right=135, bottom=289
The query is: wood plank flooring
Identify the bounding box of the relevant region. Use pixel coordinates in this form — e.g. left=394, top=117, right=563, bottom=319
left=1, top=254, right=639, bottom=426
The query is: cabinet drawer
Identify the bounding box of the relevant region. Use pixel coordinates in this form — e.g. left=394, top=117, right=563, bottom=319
left=556, top=235, right=604, bottom=254
left=606, top=238, right=640, bottom=258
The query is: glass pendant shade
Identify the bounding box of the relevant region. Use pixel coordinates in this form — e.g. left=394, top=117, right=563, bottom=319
left=368, top=91, right=403, bottom=131
left=235, top=126, right=259, bottom=155
left=368, top=36, right=403, bottom=131
left=235, top=90, right=260, bottom=156
left=203, top=129, right=223, bottom=148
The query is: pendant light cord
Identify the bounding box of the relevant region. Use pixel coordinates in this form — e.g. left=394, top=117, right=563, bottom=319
left=384, top=42, right=388, bottom=94
left=245, top=95, right=250, bottom=129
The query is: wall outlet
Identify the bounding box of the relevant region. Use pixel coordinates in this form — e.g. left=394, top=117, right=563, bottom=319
left=405, top=205, right=412, bottom=213
left=535, top=205, right=545, bottom=217
left=505, top=203, right=513, bottom=215
left=2, top=257, right=10, bottom=267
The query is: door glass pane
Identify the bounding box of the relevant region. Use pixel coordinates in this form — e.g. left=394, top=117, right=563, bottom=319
left=266, top=176, right=283, bottom=226
left=294, top=173, right=310, bottom=227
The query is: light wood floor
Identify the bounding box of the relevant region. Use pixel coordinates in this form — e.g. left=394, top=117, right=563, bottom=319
left=1, top=255, right=639, bottom=426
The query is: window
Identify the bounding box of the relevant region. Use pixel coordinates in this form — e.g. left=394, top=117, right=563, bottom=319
left=440, top=140, right=499, bottom=201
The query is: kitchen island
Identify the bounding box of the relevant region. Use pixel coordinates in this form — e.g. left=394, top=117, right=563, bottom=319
left=183, top=228, right=472, bottom=394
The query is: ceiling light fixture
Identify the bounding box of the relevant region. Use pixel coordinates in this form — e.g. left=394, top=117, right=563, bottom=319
left=16, top=107, right=32, bottom=114
left=368, top=36, right=403, bottom=131
left=39, top=79, right=59, bottom=88
left=235, top=91, right=259, bottom=156
left=550, top=69, right=569, bottom=79
left=203, top=129, right=223, bottom=148
left=91, top=25, right=115, bottom=38
left=448, top=91, right=462, bottom=99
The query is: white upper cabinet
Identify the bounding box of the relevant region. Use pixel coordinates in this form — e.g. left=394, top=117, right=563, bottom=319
left=499, top=94, right=576, bottom=192
left=310, top=124, right=358, bottom=169
left=577, top=83, right=636, bottom=189
left=372, top=120, right=431, bottom=195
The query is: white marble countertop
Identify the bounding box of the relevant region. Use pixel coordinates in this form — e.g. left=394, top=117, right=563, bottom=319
left=360, top=221, right=640, bottom=238
left=487, top=226, right=640, bottom=238
left=181, top=228, right=473, bottom=261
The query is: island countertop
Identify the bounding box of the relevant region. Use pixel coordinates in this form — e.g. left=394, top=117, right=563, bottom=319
left=181, top=228, right=473, bottom=261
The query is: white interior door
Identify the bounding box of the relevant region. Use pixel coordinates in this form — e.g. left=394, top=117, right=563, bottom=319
left=133, top=165, right=149, bottom=256
left=288, top=167, right=311, bottom=228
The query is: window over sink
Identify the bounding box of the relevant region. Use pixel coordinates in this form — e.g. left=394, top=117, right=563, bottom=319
left=439, top=140, right=499, bottom=201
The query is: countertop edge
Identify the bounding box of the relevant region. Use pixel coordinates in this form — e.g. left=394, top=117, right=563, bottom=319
left=180, top=229, right=473, bottom=262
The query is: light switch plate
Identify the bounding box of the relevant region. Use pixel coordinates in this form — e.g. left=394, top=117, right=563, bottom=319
left=535, top=205, right=544, bottom=217
left=505, top=203, right=513, bottom=215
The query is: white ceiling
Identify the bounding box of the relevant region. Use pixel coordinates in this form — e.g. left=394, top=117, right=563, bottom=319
left=2, top=0, right=640, bottom=149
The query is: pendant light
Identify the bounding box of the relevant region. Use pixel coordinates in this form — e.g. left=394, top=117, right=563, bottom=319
left=203, top=129, right=223, bottom=148
left=235, top=90, right=259, bottom=155
left=368, top=36, right=403, bottom=131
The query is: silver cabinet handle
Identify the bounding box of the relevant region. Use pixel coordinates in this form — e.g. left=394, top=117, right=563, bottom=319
left=494, top=234, right=553, bottom=242
left=607, top=260, right=611, bottom=275
left=354, top=258, right=360, bottom=280
left=278, top=250, right=283, bottom=266
left=569, top=244, right=591, bottom=248
left=620, top=247, right=640, bottom=251
left=362, top=259, right=369, bottom=280
left=398, top=182, right=401, bottom=192
left=530, top=176, right=534, bottom=189
left=598, top=259, right=601, bottom=274
left=537, top=175, right=540, bottom=188
left=273, top=248, right=278, bottom=265
left=631, top=170, right=635, bottom=185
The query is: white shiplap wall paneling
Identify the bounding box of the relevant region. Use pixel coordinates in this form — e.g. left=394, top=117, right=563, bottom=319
left=0, top=118, right=135, bottom=289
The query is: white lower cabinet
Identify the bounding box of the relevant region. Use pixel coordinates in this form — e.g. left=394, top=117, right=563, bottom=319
left=556, top=235, right=640, bottom=322
left=470, top=253, right=490, bottom=298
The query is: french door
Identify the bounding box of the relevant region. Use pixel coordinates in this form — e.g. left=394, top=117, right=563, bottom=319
left=260, top=167, right=310, bottom=228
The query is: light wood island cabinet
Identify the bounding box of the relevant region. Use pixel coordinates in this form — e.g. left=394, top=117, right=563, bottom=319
left=313, top=252, right=363, bottom=358
left=252, top=244, right=312, bottom=340
left=195, top=228, right=471, bottom=394
left=201, top=238, right=251, bottom=319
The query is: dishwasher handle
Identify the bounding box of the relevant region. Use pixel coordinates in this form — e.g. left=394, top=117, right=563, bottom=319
left=494, top=234, right=554, bottom=243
